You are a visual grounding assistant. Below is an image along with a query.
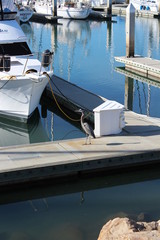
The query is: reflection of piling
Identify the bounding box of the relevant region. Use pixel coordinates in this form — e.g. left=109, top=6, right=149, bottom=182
left=125, top=76, right=133, bottom=110
left=126, top=4, right=135, bottom=57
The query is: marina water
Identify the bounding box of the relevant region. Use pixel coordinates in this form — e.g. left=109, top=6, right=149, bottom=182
left=1, top=16, right=160, bottom=239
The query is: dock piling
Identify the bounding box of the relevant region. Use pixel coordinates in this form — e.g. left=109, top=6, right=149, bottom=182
left=107, top=0, right=112, bottom=15
left=126, top=4, right=135, bottom=57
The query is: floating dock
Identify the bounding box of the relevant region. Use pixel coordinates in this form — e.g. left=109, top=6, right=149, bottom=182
left=30, top=12, right=61, bottom=23
left=115, top=55, right=160, bottom=80
left=1, top=107, right=160, bottom=186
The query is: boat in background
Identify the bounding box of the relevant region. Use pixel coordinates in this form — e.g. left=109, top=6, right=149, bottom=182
left=130, top=0, right=159, bottom=12
left=17, top=5, right=33, bottom=22
left=57, top=2, right=91, bottom=19
left=14, top=0, right=34, bottom=22
left=0, top=0, right=53, bottom=122
left=34, top=0, right=91, bottom=19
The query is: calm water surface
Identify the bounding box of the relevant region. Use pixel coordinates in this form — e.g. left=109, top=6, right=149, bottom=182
left=1, top=16, right=160, bottom=239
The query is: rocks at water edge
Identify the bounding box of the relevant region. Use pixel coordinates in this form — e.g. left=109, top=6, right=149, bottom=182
left=97, top=217, right=160, bottom=240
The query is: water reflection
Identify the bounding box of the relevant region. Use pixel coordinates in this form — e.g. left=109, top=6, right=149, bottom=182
left=1, top=166, right=160, bottom=239
left=0, top=109, right=49, bottom=147
left=115, top=66, right=160, bottom=117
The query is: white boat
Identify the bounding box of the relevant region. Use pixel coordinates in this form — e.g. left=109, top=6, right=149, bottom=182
left=35, top=0, right=91, bottom=19
left=0, top=0, right=53, bottom=122
left=57, top=2, right=91, bottom=19
left=130, top=0, right=159, bottom=12
left=17, top=6, right=33, bottom=22
left=14, top=0, right=34, bottom=22
left=35, top=0, right=53, bottom=15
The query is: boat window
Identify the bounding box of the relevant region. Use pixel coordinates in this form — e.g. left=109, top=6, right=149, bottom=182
left=0, top=42, right=31, bottom=56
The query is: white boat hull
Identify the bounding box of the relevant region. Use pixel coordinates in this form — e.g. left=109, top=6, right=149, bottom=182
left=57, top=7, right=91, bottom=19
left=0, top=72, right=52, bottom=121
left=0, top=8, right=53, bottom=122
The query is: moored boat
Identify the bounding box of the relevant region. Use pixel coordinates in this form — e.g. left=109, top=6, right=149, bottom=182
left=34, top=0, right=91, bottom=19
left=17, top=5, right=33, bottom=22
left=130, top=0, right=159, bottom=12
left=57, top=2, right=91, bottom=19
left=0, top=0, right=53, bottom=122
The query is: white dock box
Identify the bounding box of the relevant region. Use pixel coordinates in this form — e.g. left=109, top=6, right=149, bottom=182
left=93, top=100, right=125, bottom=137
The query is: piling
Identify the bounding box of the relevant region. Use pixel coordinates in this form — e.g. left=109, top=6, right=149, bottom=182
left=124, top=76, right=134, bottom=110
left=107, top=0, right=112, bottom=15
left=126, top=4, right=135, bottom=57
left=52, top=0, right=57, bottom=16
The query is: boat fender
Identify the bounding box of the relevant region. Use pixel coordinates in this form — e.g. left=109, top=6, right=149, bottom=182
left=0, top=55, right=3, bottom=72
left=41, top=49, right=53, bottom=68
left=0, top=55, right=11, bottom=72
left=4, top=55, right=10, bottom=72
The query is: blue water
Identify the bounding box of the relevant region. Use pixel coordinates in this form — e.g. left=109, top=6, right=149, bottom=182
left=1, top=16, right=160, bottom=239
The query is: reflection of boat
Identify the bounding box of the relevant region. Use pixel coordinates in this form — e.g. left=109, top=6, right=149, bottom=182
left=0, top=108, right=49, bottom=147
left=57, top=2, right=91, bottom=19
left=0, top=0, right=53, bottom=122
left=130, top=0, right=159, bottom=12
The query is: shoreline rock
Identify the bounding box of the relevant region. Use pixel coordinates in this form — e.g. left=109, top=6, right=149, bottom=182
left=98, top=217, right=160, bottom=240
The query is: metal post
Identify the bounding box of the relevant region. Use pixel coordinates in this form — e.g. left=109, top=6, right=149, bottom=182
left=126, top=3, right=135, bottom=58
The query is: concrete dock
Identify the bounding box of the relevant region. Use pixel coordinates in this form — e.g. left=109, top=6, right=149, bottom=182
left=1, top=110, right=160, bottom=186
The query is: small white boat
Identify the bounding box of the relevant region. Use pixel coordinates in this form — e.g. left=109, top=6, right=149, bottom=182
left=130, top=0, right=159, bottom=12
left=57, top=2, right=91, bottom=19
left=17, top=6, right=33, bottom=22
left=0, top=0, right=53, bottom=122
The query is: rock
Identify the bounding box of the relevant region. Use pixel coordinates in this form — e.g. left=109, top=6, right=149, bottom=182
left=98, top=217, right=160, bottom=240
